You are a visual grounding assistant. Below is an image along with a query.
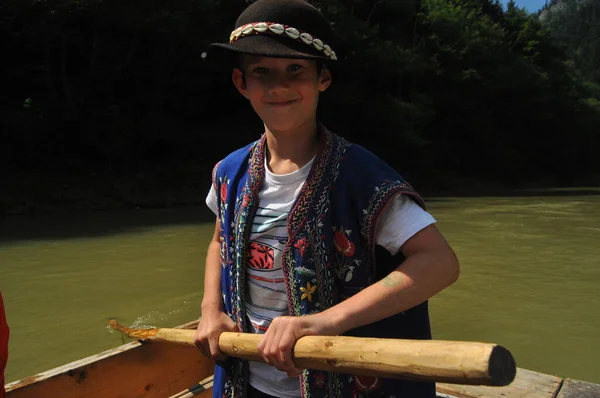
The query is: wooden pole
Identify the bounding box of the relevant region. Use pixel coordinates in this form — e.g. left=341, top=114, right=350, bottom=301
left=109, top=320, right=516, bottom=386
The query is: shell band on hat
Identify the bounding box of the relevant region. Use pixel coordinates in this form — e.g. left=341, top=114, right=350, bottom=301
left=229, top=22, right=337, bottom=61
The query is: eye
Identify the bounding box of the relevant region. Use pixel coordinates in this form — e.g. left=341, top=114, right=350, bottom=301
left=252, top=67, right=268, bottom=74
left=288, top=64, right=304, bottom=72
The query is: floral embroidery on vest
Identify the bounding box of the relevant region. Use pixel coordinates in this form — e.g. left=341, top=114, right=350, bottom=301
left=333, top=226, right=360, bottom=283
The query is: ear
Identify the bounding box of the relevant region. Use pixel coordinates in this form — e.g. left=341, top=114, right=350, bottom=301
left=318, top=67, right=332, bottom=92
left=232, top=68, right=249, bottom=99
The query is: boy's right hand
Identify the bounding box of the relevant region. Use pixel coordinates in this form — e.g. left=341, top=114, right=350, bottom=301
left=194, top=308, right=239, bottom=361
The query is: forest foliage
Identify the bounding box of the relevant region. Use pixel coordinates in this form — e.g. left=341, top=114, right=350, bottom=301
left=2, top=0, right=599, bottom=197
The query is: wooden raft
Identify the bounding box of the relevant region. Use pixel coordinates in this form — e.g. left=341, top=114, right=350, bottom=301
left=5, top=321, right=212, bottom=398
left=172, top=369, right=600, bottom=398
left=7, top=319, right=600, bottom=398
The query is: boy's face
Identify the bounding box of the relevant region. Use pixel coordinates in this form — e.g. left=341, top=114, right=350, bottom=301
left=232, top=55, right=332, bottom=133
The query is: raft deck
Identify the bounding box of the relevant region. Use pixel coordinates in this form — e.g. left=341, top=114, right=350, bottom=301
left=175, top=368, right=599, bottom=398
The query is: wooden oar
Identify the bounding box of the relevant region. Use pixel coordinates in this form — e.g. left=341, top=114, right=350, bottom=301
left=109, top=320, right=516, bottom=386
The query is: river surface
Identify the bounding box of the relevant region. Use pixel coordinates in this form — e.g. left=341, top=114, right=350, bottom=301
left=1, top=195, right=599, bottom=385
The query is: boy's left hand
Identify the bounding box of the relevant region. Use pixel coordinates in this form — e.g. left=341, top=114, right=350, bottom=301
left=257, top=312, right=340, bottom=377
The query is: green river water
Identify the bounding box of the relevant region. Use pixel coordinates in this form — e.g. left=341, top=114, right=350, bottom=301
left=1, top=195, right=599, bottom=385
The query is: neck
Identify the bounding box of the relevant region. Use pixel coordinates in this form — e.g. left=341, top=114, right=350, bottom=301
left=264, top=120, right=320, bottom=174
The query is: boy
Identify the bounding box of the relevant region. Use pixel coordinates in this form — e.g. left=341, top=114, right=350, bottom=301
left=194, top=1, right=460, bottom=397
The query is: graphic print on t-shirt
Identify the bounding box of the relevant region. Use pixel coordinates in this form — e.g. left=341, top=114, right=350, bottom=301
left=248, top=241, right=274, bottom=269
left=247, top=206, right=290, bottom=334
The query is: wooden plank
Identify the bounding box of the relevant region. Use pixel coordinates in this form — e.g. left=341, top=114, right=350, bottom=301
left=556, top=378, right=600, bottom=398
left=437, top=368, right=563, bottom=398
left=5, top=319, right=213, bottom=398
left=6, top=342, right=214, bottom=398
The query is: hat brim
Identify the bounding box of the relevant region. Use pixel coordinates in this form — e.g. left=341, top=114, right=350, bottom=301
left=209, top=34, right=332, bottom=61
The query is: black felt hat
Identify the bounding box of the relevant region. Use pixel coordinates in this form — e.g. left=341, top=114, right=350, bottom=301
left=209, top=0, right=337, bottom=61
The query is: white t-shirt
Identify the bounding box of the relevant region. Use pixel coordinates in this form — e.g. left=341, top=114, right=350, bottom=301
left=206, top=157, right=436, bottom=397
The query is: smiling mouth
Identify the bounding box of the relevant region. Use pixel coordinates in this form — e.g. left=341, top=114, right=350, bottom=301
left=266, top=99, right=298, bottom=106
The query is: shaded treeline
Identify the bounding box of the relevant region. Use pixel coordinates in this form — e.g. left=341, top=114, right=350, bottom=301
left=540, top=0, right=600, bottom=85
left=313, top=0, right=600, bottom=186
left=1, top=0, right=599, bottom=210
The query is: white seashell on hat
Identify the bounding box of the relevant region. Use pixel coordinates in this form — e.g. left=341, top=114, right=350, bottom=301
left=253, top=22, right=268, bottom=32
left=300, top=32, right=313, bottom=45
left=268, top=23, right=285, bottom=35
left=285, top=27, right=300, bottom=40
left=312, top=38, right=324, bottom=51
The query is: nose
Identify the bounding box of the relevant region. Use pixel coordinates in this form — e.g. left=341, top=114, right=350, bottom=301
left=266, top=72, right=291, bottom=94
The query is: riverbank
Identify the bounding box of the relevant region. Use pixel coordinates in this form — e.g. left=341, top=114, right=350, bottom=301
left=3, top=169, right=600, bottom=216
left=2, top=167, right=211, bottom=217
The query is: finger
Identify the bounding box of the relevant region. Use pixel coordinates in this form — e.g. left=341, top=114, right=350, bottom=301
left=260, top=325, right=277, bottom=368
left=260, top=319, right=281, bottom=366
left=194, top=324, right=204, bottom=346
left=257, top=330, right=266, bottom=353
left=208, top=334, right=226, bottom=361
left=278, top=330, right=299, bottom=373
left=257, top=333, right=271, bottom=365
left=266, top=333, right=281, bottom=368
left=194, top=331, right=210, bottom=358
left=196, top=339, right=210, bottom=358
left=269, top=326, right=288, bottom=372
left=195, top=340, right=208, bottom=358
left=193, top=333, right=202, bottom=349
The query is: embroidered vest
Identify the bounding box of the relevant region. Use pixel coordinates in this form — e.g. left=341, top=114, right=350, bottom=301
left=212, top=126, right=435, bottom=398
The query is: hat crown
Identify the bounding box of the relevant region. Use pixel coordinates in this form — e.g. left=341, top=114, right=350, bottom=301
left=235, top=0, right=334, bottom=45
